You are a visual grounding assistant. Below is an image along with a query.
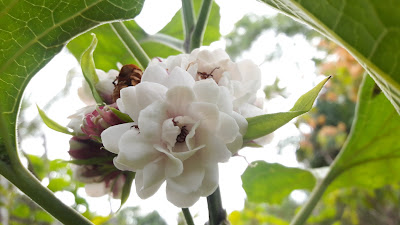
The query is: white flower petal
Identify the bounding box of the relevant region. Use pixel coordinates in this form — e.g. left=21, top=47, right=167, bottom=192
left=161, top=118, right=180, bottom=148
left=198, top=163, right=219, bottom=196
left=167, top=157, right=205, bottom=194
left=164, top=67, right=195, bottom=88
left=189, top=102, right=219, bottom=131
left=226, top=134, right=243, bottom=154
left=166, top=86, right=195, bottom=116
left=101, top=123, right=136, bottom=154
left=166, top=184, right=200, bottom=208
left=142, top=157, right=167, bottom=189
left=216, top=86, right=233, bottom=114
left=135, top=171, right=164, bottom=199
left=193, top=79, right=220, bottom=104
left=217, top=112, right=240, bottom=143
left=138, top=102, right=168, bottom=140
left=117, top=130, right=160, bottom=170
left=141, top=65, right=168, bottom=84
left=154, top=144, right=183, bottom=178
left=197, top=129, right=231, bottom=164
left=237, top=59, right=261, bottom=86
left=231, top=111, right=248, bottom=135
left=119, top=83, right=167, bottom=122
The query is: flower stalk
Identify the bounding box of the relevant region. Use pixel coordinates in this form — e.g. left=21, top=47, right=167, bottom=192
left=110, top=22, right=150, bottom=69
left=207, top=187, right=226, bottom=225
left=182, top=208, right=195, bottom=225
left=181, top=0, right=196, bottom=53
left=190, top=0, right=213, bottom=51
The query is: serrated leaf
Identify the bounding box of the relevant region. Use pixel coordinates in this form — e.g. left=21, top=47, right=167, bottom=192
left=244, top=76, right=330, bottom=141
left=326, top=75, right=400, bottom=191
left=261, top=0, right=400, bottom=114
left=80, top=34, right=103, bottom=104
left=37, top=105, right=74, bottom=136
left=242, top=161, right=316, bottom=204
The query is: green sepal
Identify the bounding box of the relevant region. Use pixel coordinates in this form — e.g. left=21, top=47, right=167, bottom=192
left=37, top=105, right=74, bottom=136
left=244, top=76, right=331, bottom=141
left=109, top=107, right=134, bottom=123
left=81, top=34, right=104, bottom=105
left=118, top=172, right=135, bottom=211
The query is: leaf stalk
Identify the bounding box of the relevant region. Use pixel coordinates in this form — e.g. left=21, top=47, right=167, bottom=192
left=110, top=22, right=151, bottom=69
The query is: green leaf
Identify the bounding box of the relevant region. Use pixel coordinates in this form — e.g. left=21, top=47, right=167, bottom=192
left=37, top=105, right=74, bottom=136
left=118, top=172, right=135, bottom=210
left=80, top=34, right=104, bottom=104
left=326, top=74, right=400, bottom=191
left=0, top=0, right=145, bottom=164
left=242, top=161, right=316, bottom=204
left=26, top=154, right=47, bottom=180
left=244, top=76, right=330, bottom=141
left=47, top=177, right=71, bottom=192
left=12, top=204, right=31, bottom=219
left=261, top=0, right=400, bottom=114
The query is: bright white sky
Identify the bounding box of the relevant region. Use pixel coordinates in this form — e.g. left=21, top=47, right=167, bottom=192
left=20, top=0, right=324, bottom=224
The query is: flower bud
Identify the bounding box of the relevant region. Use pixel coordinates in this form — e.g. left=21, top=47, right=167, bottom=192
left=68, top=137, right=126, bottom=198
left=81, top=105, right=124, bottom=142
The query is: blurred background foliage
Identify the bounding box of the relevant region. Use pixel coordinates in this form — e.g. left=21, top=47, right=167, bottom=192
left=2, top=6, right=400, bottom=225
left=226, top=13, right=400, bottom=225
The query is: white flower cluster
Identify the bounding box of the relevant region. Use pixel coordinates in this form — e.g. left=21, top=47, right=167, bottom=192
left=101, top=48, right=262, bottom=207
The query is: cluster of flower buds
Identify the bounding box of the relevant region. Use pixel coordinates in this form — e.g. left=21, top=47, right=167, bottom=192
left=67, top=66, right=139, bottom=198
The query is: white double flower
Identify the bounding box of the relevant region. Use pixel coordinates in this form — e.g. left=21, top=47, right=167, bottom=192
left=101, top=48, right=262, bottom=207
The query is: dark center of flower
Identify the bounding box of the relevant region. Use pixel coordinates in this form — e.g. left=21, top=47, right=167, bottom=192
left=197, top=67, right=220, bottom=80
left=176, top=126, right=189, bottom=143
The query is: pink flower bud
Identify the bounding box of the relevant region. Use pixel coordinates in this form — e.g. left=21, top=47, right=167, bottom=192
left=81, top=105, right=124, bottom=141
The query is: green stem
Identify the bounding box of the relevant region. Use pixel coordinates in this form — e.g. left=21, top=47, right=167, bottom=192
left=181, top=0, right=196, bottom=53
left=9, top=166, right=93, bottom=225
left=110, top=22, right=151, bottom=69
left=190, top=0, right=212, bottom=51
left=207, top=187, right=226, bottom=225
left=182, top=208, right=195, bottom=225
left=289, top=170, right=338, bottom=225
left=143, top=33, right=184, bottom=52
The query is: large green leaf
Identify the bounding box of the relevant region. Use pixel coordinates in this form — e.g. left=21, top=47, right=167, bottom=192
left=326, top=75, right=400, bottom=191
left=0, top=0, right=144, bottom=162
left=242, top=161, right=316, bottom=204
left=261, top=0, right=400, bottom=114
left=67, top=1, right=221, bottom=72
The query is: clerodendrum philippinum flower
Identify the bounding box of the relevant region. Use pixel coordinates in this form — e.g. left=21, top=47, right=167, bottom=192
left=101, top=48, right=262, bottom=207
